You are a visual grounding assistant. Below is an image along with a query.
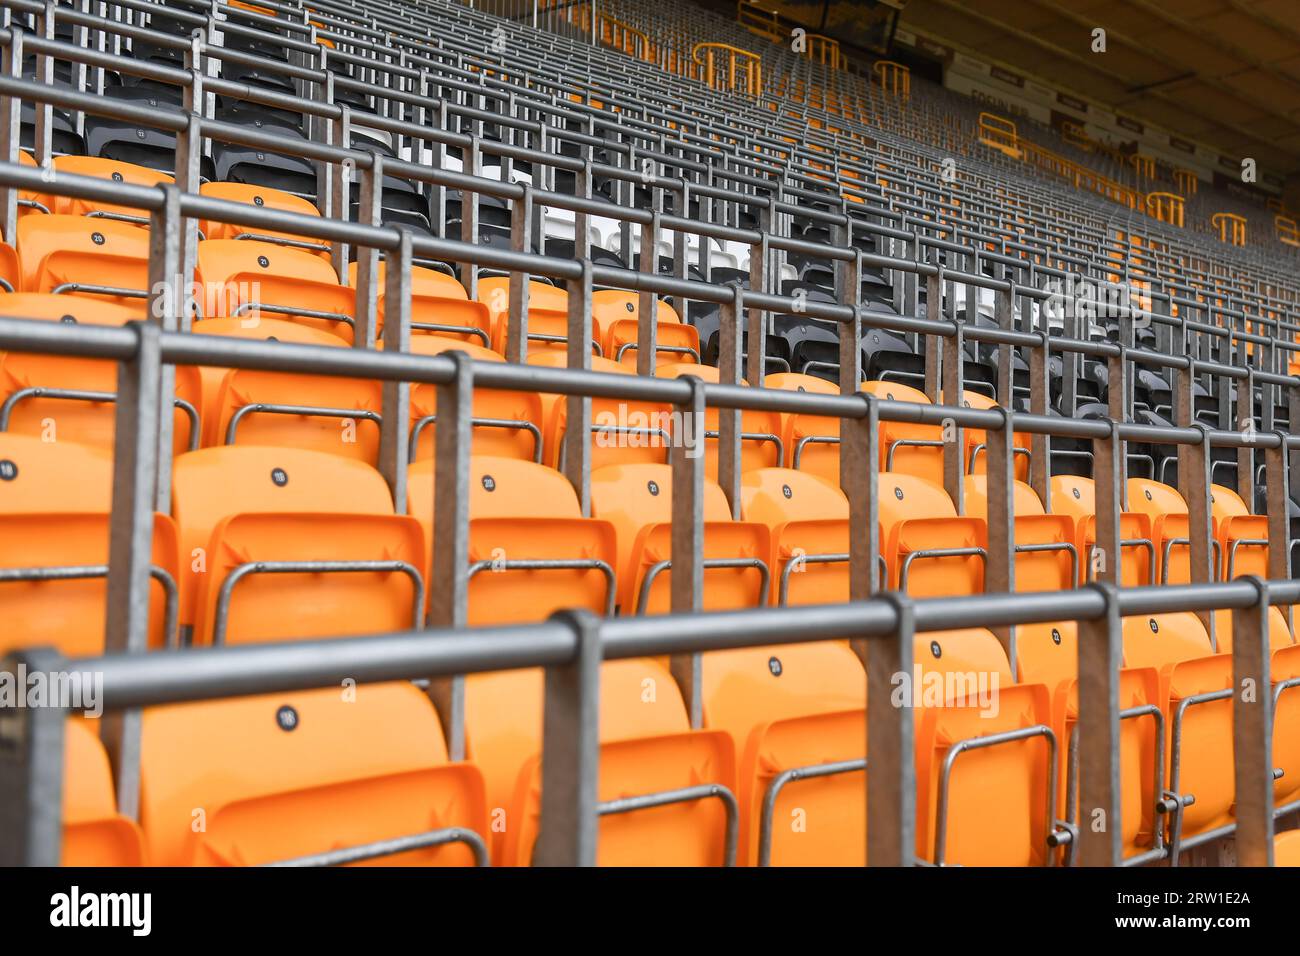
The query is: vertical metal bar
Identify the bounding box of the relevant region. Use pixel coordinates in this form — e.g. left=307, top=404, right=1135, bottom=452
left=32, top=3, right=53, bottom=167
left=745, top=203, right=771, bottom=386
left=1076, top=582, right=1123, bottom=867
left=427, top=351, right=473, bottom=759
left=867, top=593, right=915, bottom=866
left=535, top=608, right=602, bottom=866
left=328, top=104, right=352, bottom=275
left=1265, top=432, right=1291, bottom=630
left=148, top=185, right=181, bottom=510
left=353, top=150, right=385, bottom=349
left=1186, top=424, right=1215, bottom=635
left=1028, top=326, right=1051, bottom=505
left=102, top=320, right=162, bottom=820
left=1231, top=577, right=1274, bottom=867
left=716, top=286, right=743, bottom=517
left=0, top=28, right=25, bottom=243
left=636, top=210, right=661, bottom=377
left=941, top=317, right=965, bottom=512
left=460, top=135, right=481, bottom=300
left=923, top=269, right=942, bottom=401
left=378, top=228, right=412, bottom=511
left=670, top=375, right=705, bottom=727
left=563, top=259, right=594, bottom=515
left=505, top=183, right=534, bottom=363
left=1093, top=419, right=1123, bottom=586
left=0, top=648, right=66, bottom=866
left=985, top=406, right=1017, bottom=674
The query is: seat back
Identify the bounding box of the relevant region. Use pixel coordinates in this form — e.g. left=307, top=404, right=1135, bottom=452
left=47, top=156, right=172, bottom=218
left=348, top=261, right=491, bottom=344
left=195, top=239, right=354, bottom=342
left=658, top=363, right=783, bottom=475
left=879, top=472, right=985, bottom=596
left=63, top=720, right=146, bottom=866
left=407, top=456, right=618, bottom=625
left=140, top=684, right=486, bottom=866
left=590, top=462, right=769, bottom=614
left=17, top=215, right=151, bottom=306
left=862, top=381, right=944, bottom=484
left=406, top=336, right=543, bottom=462
left=964, top=476, right=1075, bottom=591
left=199, top=181, right=329, bottom=256
left=592, top=290, right=700, bottom=367
left=741, top=467, right=851, bottom=604
left=172, top=446, right=399, bottom=625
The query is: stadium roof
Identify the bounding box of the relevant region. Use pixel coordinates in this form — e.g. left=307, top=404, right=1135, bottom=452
left=900, top=0, right=1300, bottom=177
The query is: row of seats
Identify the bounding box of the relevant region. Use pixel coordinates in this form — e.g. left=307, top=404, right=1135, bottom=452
left=9, top=430, right=1298, bottom=865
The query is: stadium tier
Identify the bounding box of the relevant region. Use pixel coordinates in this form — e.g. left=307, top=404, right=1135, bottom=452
left=0, top=0, right=1299, bottom=874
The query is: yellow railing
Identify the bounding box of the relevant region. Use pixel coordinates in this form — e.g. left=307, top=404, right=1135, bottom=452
left=545, top=1, right=655, bottom=62
left=692, top=42, right=763, bottom=97
left=1276, top=215, right=1300, bottom=247
left=1146, top=192, right=1186, bottom=228
left=1060, top=120, right=1092, bottom=151
left=873, top=60, right=910, bottom=100
left=1211, top=212, right=1247, bottom=246
left=978, top=113, right=1020, bottom=159
left=806, top=34, right=847, bottom=69
left=1130, top=153, right=1156, bottom=179
left=736, top=0, right=784, bottom=43
left=1173, top=168, right=1198, bottom=196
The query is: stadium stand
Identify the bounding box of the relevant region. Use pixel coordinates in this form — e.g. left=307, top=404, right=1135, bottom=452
left=0, top=0, right=1299, bottom=874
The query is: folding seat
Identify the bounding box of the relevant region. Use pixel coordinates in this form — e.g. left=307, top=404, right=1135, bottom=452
left=538, top=353, right=669, bottom=471
left=766, top=371, right=839, bottom=469
left=878, top=471, right=985, bottom=597
left=0, top=433, right=177, bottom=656
left=1121, top=612, right=1233, bottom=851
left=476, top=276, right=576, bottom=356
left=783, top=379, right=943, bottom=485
left=347, top=260, right=490, bottom=346
left=200, top=318, right=381, bottom=462
left=35, top=156, right=173, bottom=220
left=682, top=467, right=866, bottom=865
left=16, top=215, right=151, bottom=306
left=172, top=446, right=425, bottom=646
left=740, top=466, right=853, bottom=604
left=952, top=390, right=1030, bottom=481
left=139, top=683, right=488, bottom=866
left=914, top=672, right=1056, bottom=866
left=1049, top=474, right=1154, bottom=586
left=964, top=475, right=1076, bottom=594
left=63, top=719, right=146, bottom=866
left=405, top=455, right=618, bottom=625
left=404, top=458, right=734, bottom=866
left=195, top=239, right=355, bottom=343
left=1209, top=483, right=1269, bottom=580
left=1126, top=477, right=1196, bottom=584
left=1272, top=642, right=1300, bottom=814
left=198, top=182, right=329, bottom=257
left=210, top=109, right=316, bottom=198
left=589, top=462, right=770, bottom=615
left=0, top=293, right=200, bottom=453
left=405, top=336, right=544, bottom=462
left=863, top=381, right=945, bottom=484
left=592, top=289, right=701, bottom=368
left=187, top=316, right=350, bottom=444
left=656, top=363, right=784, bottom=476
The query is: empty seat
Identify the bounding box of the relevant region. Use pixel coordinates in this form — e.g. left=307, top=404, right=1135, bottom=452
left=198, top=181, right=330, bottom=257
left=879, top=472, right=985, bottom=597
left=656, top=363, right=784, bottom=477
left=741, top=466, right=852, bottom=604
left=172, top=446, right=424, bottom=645
left=405, top=336, right=544, bottom=462
left=16, top=215, right=151, bottom=305
left=195, top=239, right=355, bottom=342
left=592, top=289, right=701, bottom=367
left=139, top=683, right=487, bottom=866
left=1049, top=474, right=1153, bottom=586
left=0, top=433, right=178, bottom=656
left=0, top=293, right=199, bottom=453
left=1126, top=478, right=1193, bottom=584
left=590, top=462, right=770, bottom=615
left=1209, top=483, right=1269, bottom=580
left=40, top=155, right=172, bottom=219
left=476, top=276, right=573, bottom=356
left=63, top=719, right=146, bottom=866
left=406, top=455, right=617, bottom=625
left=347, top=260, right=491, bottom=346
